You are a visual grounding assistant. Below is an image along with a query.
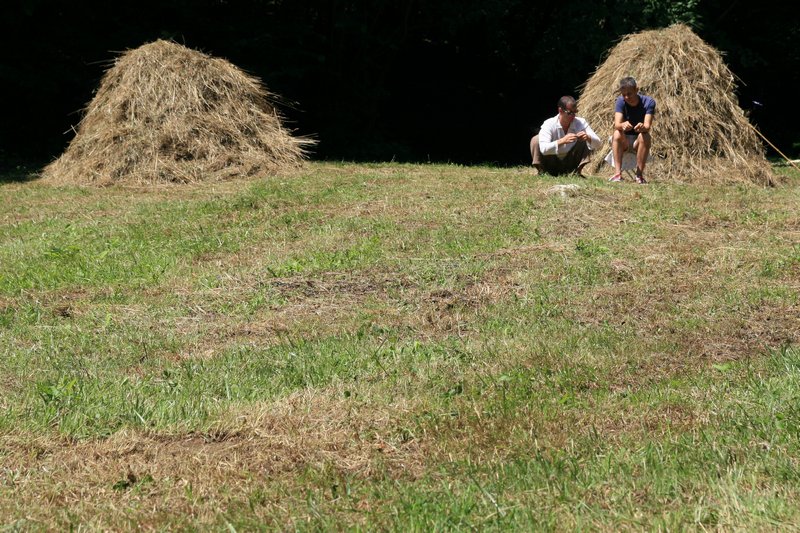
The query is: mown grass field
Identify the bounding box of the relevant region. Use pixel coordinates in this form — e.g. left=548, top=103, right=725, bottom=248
left=1, top=162, right=799, bottom=530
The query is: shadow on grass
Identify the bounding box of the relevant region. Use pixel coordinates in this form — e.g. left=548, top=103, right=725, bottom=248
left=0, top=162, right=44, bottom=184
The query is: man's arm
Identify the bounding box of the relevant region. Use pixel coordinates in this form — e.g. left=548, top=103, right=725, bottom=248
left=581, top=123, right=603, bottom=150
left=634, top=114, right=654, bottom=134
left=634, top=97, right=656, bottom=133
left=615, top=111, right=632, bottom=132
left=538, top=124, right=560, bottom=155
left=643, top=113, right=653, bottom=131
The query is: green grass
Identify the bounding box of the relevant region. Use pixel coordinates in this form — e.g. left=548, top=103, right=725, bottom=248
left=1, top=162, right=799, bottom=530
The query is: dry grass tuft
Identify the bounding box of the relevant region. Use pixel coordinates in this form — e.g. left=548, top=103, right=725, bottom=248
left=42, top=40, right=313, bottom=186
left=0, top=388, right=424, bottom=524
left=579, top=24, right=774, bottom=185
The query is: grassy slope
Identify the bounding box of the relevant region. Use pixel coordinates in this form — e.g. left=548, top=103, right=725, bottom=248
left=1, top=163, right=799, bottom=530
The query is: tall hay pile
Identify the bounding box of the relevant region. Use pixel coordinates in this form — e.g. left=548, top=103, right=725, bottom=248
left=43, top=40, right=313, bottom=185
left=578, top=25, right=774, bottom=185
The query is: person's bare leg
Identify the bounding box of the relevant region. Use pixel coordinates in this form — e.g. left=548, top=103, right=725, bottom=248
left=611, top=129, right=628, bottom=176
left=636, top=132, right=651, bottom=176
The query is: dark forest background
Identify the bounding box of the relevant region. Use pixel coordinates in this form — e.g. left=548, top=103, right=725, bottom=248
left=2, top=0, right=798, bottom=170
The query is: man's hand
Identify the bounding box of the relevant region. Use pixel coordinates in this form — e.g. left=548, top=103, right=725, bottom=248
left=620, top=121, right=634, bottom=132
left=633, top=122, right=648, bottom=133
left=576, top=130, right=589, bottom=141
left=559, top=132, right=578, bottom=145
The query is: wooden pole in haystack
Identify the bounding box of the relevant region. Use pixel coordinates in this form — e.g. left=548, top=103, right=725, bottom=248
left=747, top=123, right=800, bottom=172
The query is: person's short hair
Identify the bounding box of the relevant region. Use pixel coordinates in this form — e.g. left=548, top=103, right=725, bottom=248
left=619, top=77, right=638, bottom=91
left=557, top=95, right=576, bottom=110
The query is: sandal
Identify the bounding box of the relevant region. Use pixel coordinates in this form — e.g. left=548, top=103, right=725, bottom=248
left=634, top=171, right=646, bottom=184
left=608, top=173, right=623, bottom=182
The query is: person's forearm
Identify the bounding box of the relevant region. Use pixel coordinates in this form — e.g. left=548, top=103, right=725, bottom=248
left=583, top=126, right=602, bottom=149
left=539, top=137, right=560, bottom=155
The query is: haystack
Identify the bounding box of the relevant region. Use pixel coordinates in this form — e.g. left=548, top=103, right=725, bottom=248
left=578, top=25, right=774, bottom=185
left=43, top=40, right=313, bottom=185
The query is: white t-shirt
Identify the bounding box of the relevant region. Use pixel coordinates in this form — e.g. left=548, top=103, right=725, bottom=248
left=538, top=115, right=602, bottom=158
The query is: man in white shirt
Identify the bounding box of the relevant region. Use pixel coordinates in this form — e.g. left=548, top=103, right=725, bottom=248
left=530, top=96, right=602, bottom=176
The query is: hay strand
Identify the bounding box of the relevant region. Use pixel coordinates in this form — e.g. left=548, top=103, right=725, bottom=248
left=42, top=40, right=314, bottom=186
left=578, top=25, right=775, bottom=185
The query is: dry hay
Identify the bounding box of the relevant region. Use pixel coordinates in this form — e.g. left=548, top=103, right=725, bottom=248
left=42, top=40, right=313, bottom=185
left=578, top=24, right=774, bottom=185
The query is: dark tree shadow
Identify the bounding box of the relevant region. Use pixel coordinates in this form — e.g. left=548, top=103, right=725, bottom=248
left=0, top=160, right=45, bottom=184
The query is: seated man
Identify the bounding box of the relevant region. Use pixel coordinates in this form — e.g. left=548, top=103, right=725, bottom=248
left=530, top=95, right=602, bottom=176
left=609, top=76, right=656, bottom=184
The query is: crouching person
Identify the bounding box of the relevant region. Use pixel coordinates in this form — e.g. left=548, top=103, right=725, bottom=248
left=609, top=77, right=655, bottom=184
left=530, top=95, right=602, bottom=176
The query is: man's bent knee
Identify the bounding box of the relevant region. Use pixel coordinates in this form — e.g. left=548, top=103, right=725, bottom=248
left=530, top=135, right=541, bottom=163
left=612, top=130, right=629, bottom=151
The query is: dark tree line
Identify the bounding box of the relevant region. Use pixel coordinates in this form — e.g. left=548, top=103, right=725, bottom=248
left=2, top=0, right=798, bottom=168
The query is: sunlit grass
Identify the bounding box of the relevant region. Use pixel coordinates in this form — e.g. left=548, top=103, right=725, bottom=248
left=1, top=162, right=799, bottom=529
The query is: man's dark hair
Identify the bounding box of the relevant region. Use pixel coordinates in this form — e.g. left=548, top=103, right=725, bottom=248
left=557, top=95, right=576, bottom=110
left=619, top=77, right=638, bottom=90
